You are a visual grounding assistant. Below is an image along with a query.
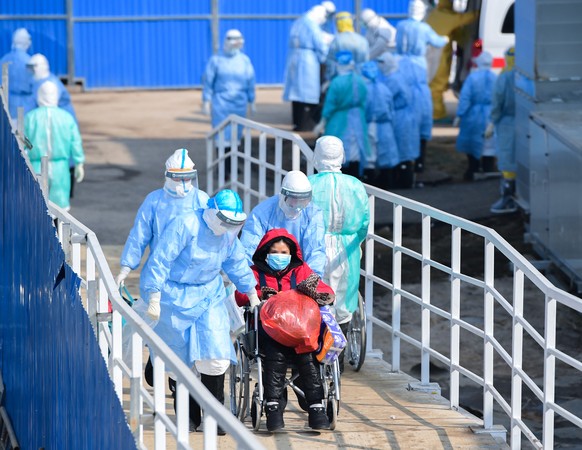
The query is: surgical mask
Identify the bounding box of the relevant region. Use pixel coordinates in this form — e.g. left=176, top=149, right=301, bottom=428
left=266, top=254, right=292, bottom=271
left=203, top=208, right=242, bottom=236
left=164, top=179, right=192, bottom=198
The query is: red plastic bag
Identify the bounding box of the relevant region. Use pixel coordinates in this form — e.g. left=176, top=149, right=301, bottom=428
left=260, top=290, right=321, bottom=354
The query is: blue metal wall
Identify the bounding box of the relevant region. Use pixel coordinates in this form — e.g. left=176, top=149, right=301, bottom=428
left=0, top=102, right=137, bottom=449
left=0, top=0, right=408, bottom=89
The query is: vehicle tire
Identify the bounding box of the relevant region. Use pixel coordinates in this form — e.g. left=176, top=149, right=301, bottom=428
left=348, top=293, right=367, bottom=371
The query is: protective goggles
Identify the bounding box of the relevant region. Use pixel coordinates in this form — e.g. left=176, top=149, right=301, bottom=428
left=165, top=168, right=198, bottom=181
left=216, top=209, right=246, bottom=227
left=281, top=188, right=312, bottom=211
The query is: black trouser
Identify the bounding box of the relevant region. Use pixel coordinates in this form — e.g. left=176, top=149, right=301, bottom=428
left=169, top=373, right=225, bottom=428
left=69, top=166, right=75, bottom=198
left=258, top=324, right=323, bottom=405
left=291, top=101, right=318, bottom=131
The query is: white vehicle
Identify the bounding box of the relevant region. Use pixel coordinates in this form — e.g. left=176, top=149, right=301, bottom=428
left=451, top=0, right=515, bottom=93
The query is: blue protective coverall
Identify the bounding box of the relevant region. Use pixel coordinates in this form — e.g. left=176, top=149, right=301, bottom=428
left=326, top=32, right=369, bottom=80
left=364, top=78, right=398, bottom=169
left=31, top=74, right=77, bottom=123
left=491, top=69, right=516, bottom=173
left=120, top=188, right=210, bottom=301
left=283, top=14, right=329, bottom=105
left=203, top=50, right=255, bottom=138
left=308, top=171, right=369, bottom=323
left=25, top=106, right=84, bottom=209
left=144, top=209, right=256, bottom=366
left=396, top=19, right=448, bottom=70
left=456, top=68, right=497, bottom=158
left=0, top=48, right=32, bottom=119
left=397, top=55, right=433, bottom=141
left=239, top=195, right=327, bottom=277
left=378, top=70, right=419, bottom=163
left=321, top=72, right=370, bottom=169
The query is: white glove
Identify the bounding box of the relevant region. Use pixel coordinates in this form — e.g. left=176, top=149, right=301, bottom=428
left=442, top=35, right=450, bottom=44
left=249, top=102, right=257, bottom=117
left=247, top=290, right=261, bottom=310
left=452, top=116, right=460, bottom=128
left=321, top=81, right=330, bottom=94
left=484, top=122, right=495, bottom=139
left=115, top=266, right=131, bottom=287
left=147, top=292, right=161, bottom=321
left=74, top=164, right=85, bottom=183
left=201, top=101, right=211, bottom=116
left=313, top=119, right=326, bottom=136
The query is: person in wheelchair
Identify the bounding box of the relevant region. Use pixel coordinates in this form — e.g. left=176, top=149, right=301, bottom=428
left=235, top=228, right=335, bottom=431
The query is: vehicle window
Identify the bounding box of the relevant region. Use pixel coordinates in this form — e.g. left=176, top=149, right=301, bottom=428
left=502, top=3, right=515, bottom=34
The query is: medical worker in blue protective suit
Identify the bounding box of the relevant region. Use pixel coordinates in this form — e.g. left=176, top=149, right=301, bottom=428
left=453, top=51, right=497, bottom=181
left=202, top=29, right=256, bottom=142
left=0, top=28, right=33, bottom=121
left=314, top=51, right=369, bottom=179
left=145, top=190, right=259, bottom=432
left=25, top=81, right=84, bottom=211
left=486, top=46, right=517, bottom=214
left=308, top=136, right=369, bottom=372
left=283, top=5, right=329, bottom=132
left=361, top=61, right=398, bottom=187
left=377, top=51, right=418, bottom=189
left=325, top=12, right=369, bottom=81
left=396, top=0, right=449, bottom=71
left=240, top=170, right=327, bottom=277
left=27, top=53, right=77, bottom=122
left=116, top=148, right=209, bottom=300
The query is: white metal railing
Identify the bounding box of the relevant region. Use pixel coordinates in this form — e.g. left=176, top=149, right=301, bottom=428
left=206, top=115, right=582, bottom=450
left=48, top=203, right=265, bottom=450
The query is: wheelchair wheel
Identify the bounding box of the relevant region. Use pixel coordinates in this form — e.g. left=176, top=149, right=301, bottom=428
left=327, top=398, right=338, bottom=431
left=251, top=388, right=262, bottom=431
left=229, top=339, right=250, bottom=421
left=347, top=293, right=367, bottom=371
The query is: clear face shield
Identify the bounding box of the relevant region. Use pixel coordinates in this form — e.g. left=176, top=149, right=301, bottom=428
left=203, top=208, right=246, bottom=236
left=224, top=35, right=244, bottom=54
left=278, top=187, right=312, bottom=219
left=164, top=168, right=198, bottom=197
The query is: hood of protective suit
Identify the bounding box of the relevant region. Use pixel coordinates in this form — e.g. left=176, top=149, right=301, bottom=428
left=278, top=170, right=312, bottom=219
left=224, top=29, right=244, bottom=55
left=12, top=28, right=31, bottom=51
left=335, top=50, right=355, bottom=75
left=28, top=53, right=50, bottom=80
left=164, top=148, right=196, bottom=197
left=335, top=11, right=355, bottom=33
left=307, top=5, right=327, bottom=25
left=503, top=46, right=515, bottom=72
left=321, top=1, right=336, bottom=17
left=473, top=50, right=493, bottom=69
left=252, top=228, right=303, bottom=274
left=37, top=81, right=59, bottom=107
left=408, top=0, right=427, bottom=21
left=361, top=60, right=379, bottom=81
left=314, top=135, right=344, bottom=172
left=377, top=51, right=399, bottom=75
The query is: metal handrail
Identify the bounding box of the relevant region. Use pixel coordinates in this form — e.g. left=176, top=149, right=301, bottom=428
left=206, top=115, right=582, bottom=450
left=49, top=203, right=264, bottom=450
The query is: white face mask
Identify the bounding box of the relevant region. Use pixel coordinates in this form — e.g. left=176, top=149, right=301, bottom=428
left=164, top=179, right=192, bottom=198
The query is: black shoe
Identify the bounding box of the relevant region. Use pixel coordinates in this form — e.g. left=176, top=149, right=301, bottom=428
left=265, top=402, right=285, bottom=431
left=308, top=405, right=330, bottom=430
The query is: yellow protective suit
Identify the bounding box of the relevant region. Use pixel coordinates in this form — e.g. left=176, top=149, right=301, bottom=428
left=426, top=0, right=478, bottom=120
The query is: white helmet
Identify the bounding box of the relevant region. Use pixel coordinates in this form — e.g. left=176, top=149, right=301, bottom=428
left=224, top=29, right=244, bottom=53
left=37, top=81, right=59, bottom=107
left=27, top=53, right=50, bottom=80
left=278, top=170, right=312, bottom=219
left=360, top=8, right=376, bottom=26
left=12, top=28, right=31, bottom=51
left=408, top=0, right=427, bottom=21
left=321, top=1, right=336, bottom=18
left=314, top=135, right=344, bottom=172
left=307, top=5, right=327, bottom=26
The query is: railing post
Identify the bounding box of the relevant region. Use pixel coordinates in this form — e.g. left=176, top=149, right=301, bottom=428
left=511, top=267, right=525, bottom=448
left=483, top=239, right=495, bottom=429
left=392, top=203, right=402, bottom=372
left=206, top=135, right=214, bottom=194
left=243, top=126, right=252, bottom=210
left=230, top=118, right=238, bottom=189
left=420, top=214, right=431, bottom=385
left=450, top=225, right=461, bottom=410
left=543, top=294, right=557, bottom=449
left=258, top=132, right=267, bottom=199
left=364, top=194, right=376, bottom=358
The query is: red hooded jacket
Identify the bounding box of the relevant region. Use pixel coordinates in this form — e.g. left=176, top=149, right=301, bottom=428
left=235, top=228, right=334, bottom=306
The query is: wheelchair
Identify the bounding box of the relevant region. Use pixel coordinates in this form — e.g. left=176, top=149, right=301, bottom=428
left=345, top=292, right=367, bottom=371
left=229, top=307, right=341, bottom=431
